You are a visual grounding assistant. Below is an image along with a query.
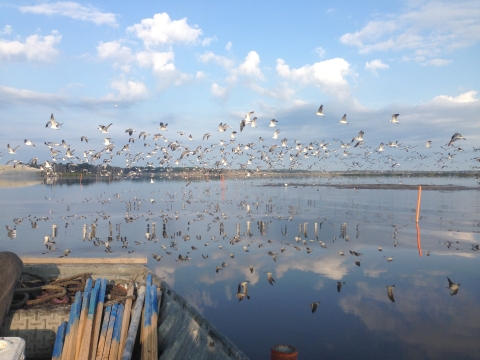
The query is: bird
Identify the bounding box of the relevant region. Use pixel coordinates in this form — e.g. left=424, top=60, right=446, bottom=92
left=269, top=119, right=278, bottom=127
left=159, top=122, right=168, bottom=131
left=310, top=301, right=321, bottom=313
left=7, top=144, right=20, bottom=154
left=315, top=105, right=325, bottom=116
left=45, top=113, right=62, bottom=129
left=236, top=281, right=250, bottom=301
left=337, top=282, right=345, bottom=293
left=24, top=139, right=35, bottom=146
left=339, top=114, right=348, bottom=124
left=266, top=272, right=275, bottom=285
left=426, top=140, right=432, bottom=148
left=98, top=123, right=113, bottom=133
left=447, top=133, right=466, bottom=146
left=447, top=277, right=460, bottom=296
left=125, top=128, right=136, bottom=136
left=272, top=129, right=280, bottom=140
left=81, top=136, right=89, bottom=143
left=386, top=285, right=395, bottom=302
left=390, top=114, right=400, bottom=124
left=351, top=130, right=364, bottom=143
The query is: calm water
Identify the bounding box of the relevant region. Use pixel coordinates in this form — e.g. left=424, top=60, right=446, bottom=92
left=1, top=174, right=480, bottom=359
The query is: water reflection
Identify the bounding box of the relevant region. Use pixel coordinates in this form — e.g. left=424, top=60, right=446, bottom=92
left=1, top=176, right=480, bottom=359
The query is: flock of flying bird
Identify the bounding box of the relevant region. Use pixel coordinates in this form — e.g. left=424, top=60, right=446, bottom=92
left=0, top=104, right=476, bottom=177
left=1, top=105, right=472, bottom=313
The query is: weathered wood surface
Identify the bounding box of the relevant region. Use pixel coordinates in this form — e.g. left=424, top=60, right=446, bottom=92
left=0, top=252, right=23, bottom=326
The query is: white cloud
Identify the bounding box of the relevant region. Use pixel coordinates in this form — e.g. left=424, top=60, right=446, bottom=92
left=211, top=82, right=228, bottom=99
left=340, top=0, right=480, bottom=60
left=107, top=79, right=148, bottom=101
left=136, top=49, right=175, bottom=73
left=432, top=90, right=478, bottom=103
left=236, top=51, right=264, bottom=79
left=314, top=46, right=326, bottom=58
left=424, top=58, right=452, bottom=66
left=276, top=57, right=353, bottom=99
left=127, top=13, right=202, bottom=48
left=19, top=1, right=118, bottom=27
left=225, top=41, right=232, bottom=51
left=198, top=51, right=234, bottom=69
left=1, top=25, right=12, bottom=35
left=0, top=85, right=67, bottom=105
left=365, top=59, right=389, bottom=75
left=0, top=33, right=61, bottom=62
left=96, top=41, right=135, bottom=72
left=201, top=36, right=216, bottom=46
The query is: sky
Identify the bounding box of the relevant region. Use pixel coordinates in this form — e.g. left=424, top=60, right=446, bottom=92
left=1, top=0, right=480, bottom=172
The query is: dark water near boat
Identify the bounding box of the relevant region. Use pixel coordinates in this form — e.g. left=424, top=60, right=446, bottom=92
left=1, top=174, right=480, bottom=360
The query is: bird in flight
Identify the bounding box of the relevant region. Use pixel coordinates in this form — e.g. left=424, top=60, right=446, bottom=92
left=390, top=114, right=400, bottom=124
left=447, top=133, right=466, bottom=146
left=386, top=285, right=395, bottom=302
left=45, top=113, right=62, bottom=129
left=98, top=123, right=113, bottom=133
left=339, top=114, right=348, bottom=124
left=310, top=301, right=321, bottom=313
left=447, top=277, right=460, bottom=296
left=315, top=105, right=325, bottom=116
left=266, top=272, right=275, bottom=285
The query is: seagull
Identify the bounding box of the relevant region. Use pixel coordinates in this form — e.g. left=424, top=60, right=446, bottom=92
left=125, top=128, right=136, bottom=136
left=24, top=139, right=35, bottom=146
left=248, top=265, right=254, bottom=273
left=272, top=129, right=280, bottom=140
left=339, top=114, right=348, bottom=124
left=80, top=136, right=89, bottom=143
left=310, top=301, right=321, bottom=313
left=98, top=123, right=112, bottom=133
left=447, top=277, right=460, bottom=296
left=218, top=123, right=231, bottom=132
left=315, top=105, right=325, bottom=116
left=447, top=133, right=466, bottom=146
left=269, top=119, right=278, bottom=127
left=352, top=130, right=364, bottom=143
left=425, top=140, right=432, bottom=148
left=386, top=285, right=395, bottom=302
left=7, top=144, right=20, bottom=154
left=390, top=114, right=400, bottom=124
left=266, top=272, right=275, bottom=285
left=46, top=113, right=62, bottom=129
left=244, top=111, right=254, bottom=123
left=337, top=282, right=345, bottom=293
left=159, top=122, right=168, bottom=131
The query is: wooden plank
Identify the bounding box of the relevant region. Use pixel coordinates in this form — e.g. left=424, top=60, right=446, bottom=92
left=52, top=321, right=67, bottom=360
left=20, top=257, right=148, bottom=265
left=95, top=305, right=112, bottom=360
left=102, top=303, right=119, bottom=360
left=78, top=279, right=101, bottom=359
left=117, top=283, right=134, bottom=360
left=90, top=278, right=107, bottom=359
left=61, top=291, right=82, bottom=360
left=76, top=278, right=93, bottom=359
left=109, top=303, right=124, bottom=360
left=121, top=284, right=146, bottom=360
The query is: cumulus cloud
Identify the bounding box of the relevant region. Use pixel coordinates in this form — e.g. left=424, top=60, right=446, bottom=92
left=0, top=32, right=61, bottom=63
left=19, top=1, right=118, bottom=27
left=340, top=0, right=480, bottom=60
left=225, top=41, right=232, bottom=51
left=127, top=13, right=202, bottom=48
left=211, top=82, right=229, bottom=99
left=236, top=51, right=263, bottom=79
left=432, top=90, right=478, bottom=103
left=365, top=59, right=389, bottom=74
left=276, top=57, right=353, bottom=99
left=96, top=41, right=135, bottom=72
left=198, top=51, right=234, bottom=69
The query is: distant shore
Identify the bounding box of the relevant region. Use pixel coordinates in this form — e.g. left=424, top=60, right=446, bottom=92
left=0, top=165, right=42, bottom=174
left=263, top=183, right=479, bottom=191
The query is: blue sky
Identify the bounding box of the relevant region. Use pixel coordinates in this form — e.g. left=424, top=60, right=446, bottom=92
left=1, top=0, right=479, bottom=171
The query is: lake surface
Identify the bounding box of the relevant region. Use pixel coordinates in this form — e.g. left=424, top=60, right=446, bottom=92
left=1, top=174, right=480, bottom=359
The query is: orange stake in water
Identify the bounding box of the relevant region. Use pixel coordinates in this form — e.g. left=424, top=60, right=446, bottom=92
left=416, top=186, right=422, bottom=223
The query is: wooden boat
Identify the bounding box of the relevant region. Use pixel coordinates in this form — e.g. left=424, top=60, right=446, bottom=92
left=0, top=257, right=249, bottom=360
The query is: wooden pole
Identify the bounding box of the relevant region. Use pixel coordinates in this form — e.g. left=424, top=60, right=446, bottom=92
left=62, top=291, right=82, bottom=360
left=79, top=279, right=100, bottom=359
left=76, top=278, right=93, bottom=359
left=121, top=285, right=146, bottom=360
left=52, top=321, right=67, bottom=360
left=109, top=303, right=124, bottom=360
left=91, top=278, right=107, bottom=359
left=416, top=185, right=422, bottom=223
left=61, top=292, right=81, bottom=360
left=416, top=223, right=423, bottom=257
left=102, top=303, right=119, bottom=360
left=95, top=305, right=112, bottom=360
left=118, top=284, right=134, bottom=360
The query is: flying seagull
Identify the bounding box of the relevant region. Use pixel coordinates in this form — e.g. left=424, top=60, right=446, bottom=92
left=447, top=277, right=460, bottom=296
left=387, top=285, right=395, bottom=302
left=46, top=113, right=62, bottom=129
left=390, top=114, right=400, bottom=124
left=447, top=133, right=466, bottom=146
left=310, top=301, right=321, bottom=313
left=315, top=105, right=325, bottom=116
left=24, top=139, right=35, bottom=147
left=266, top=272, right=275, bottom=285
left=339, top=114, right=348, bottom=124
left=98, top=123, right=113, bottom=133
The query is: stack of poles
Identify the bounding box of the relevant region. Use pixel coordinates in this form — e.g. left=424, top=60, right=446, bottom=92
left=53, top=277, right=146, bottom=360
